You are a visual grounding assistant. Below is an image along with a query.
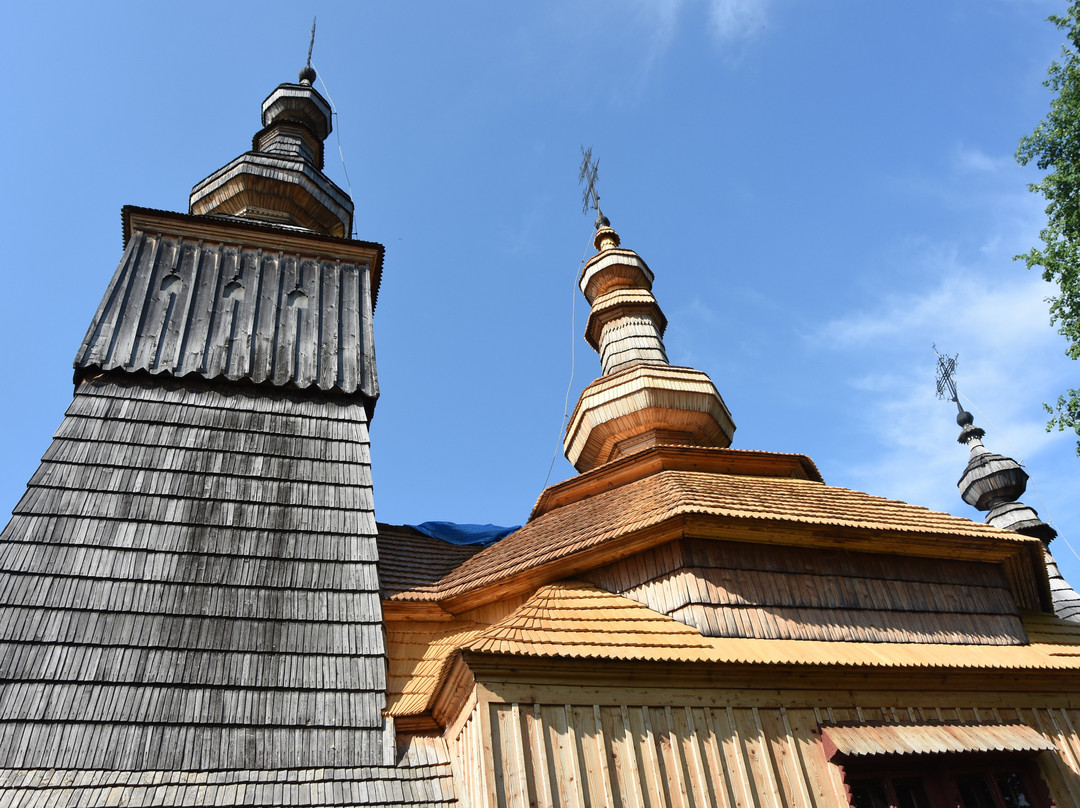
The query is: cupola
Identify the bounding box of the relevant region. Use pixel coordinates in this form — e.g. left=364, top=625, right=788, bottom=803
left=188, top=66, right=353, bottom=237
left=564, top=215, right=736, bottom=473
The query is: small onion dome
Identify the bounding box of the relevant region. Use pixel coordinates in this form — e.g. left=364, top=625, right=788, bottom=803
left=593, top=225, right=621, bottom=252
left=957, top=441, right=1028, bottom=511
left=956, top=410, right=986, bottom=444
left=299, top=65, right=317, bottom=85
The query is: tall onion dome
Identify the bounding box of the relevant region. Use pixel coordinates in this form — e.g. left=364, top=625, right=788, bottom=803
left=564, top=216, right=736, bottom=472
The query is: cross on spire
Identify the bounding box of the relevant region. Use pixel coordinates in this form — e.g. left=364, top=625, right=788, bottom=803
left=307, top=18, right=317, bottom=70
left=933, top=345, right=963, bottom=414
left=579, top=146, right=602, bottom=217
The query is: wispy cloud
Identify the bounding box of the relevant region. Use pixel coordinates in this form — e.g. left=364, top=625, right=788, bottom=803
left=952, top=144, right=1013, bottom=174
left=814, top=264, right=1073, bottom=526
left=706, top=0, right=770, bottom=45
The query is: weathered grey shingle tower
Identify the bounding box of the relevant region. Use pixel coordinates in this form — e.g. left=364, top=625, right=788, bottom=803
left=0, top=66, right=455, bottom=805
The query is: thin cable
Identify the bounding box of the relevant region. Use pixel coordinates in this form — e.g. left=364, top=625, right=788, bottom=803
left=312, top=62, right=357, bottom=238
left=541, top=233, right=593, bottom=491
left=959, top=390, right=1079, bottom=561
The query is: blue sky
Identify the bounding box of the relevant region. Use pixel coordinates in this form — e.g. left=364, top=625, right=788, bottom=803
left=3, top=1, right=1079, bottom=582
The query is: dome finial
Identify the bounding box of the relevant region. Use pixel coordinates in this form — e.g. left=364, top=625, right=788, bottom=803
left=299, top=18, right=317, bottom=85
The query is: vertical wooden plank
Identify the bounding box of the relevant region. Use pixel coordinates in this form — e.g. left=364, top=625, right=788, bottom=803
left=593, top=705, right=617, bottom=808
left=548, top=705, right=577, bottom=808
left=786, top=708, right=841, bottom=808
left=744, top=708, right=784, bottom=808
left=711, top=707, right=756, bottom=808
left=529, top=704, right=555, bottom=808
left=572, top=705, right=605, bottom=808
left=1052, top=707, right=1080, bottom=777
left=615, top=705, right=646, bottom=808
left=634, top=706, right=668, bottom=808
left=778, top=709, right=818, bottom=808
left=692, top=706, right=733, bottom=808
left=758, top=708, right=811, bottom=808
left=662, top=706, right=693, bottom=808
left=480, top=702, right=499, bottom=808
left=680, top=707, right=713, bottom=808
left=501, top=705, right=527, bottom=808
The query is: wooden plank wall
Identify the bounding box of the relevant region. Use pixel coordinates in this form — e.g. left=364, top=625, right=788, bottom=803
left=457, top=698, right=1080, bottom=808
left=583, top=540, right=1027, bottom=646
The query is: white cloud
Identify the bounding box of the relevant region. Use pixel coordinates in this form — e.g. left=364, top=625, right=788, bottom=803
left=952, top=144, right=1012, bottom=174
left=812, top=258, right=1077, bottom=564
left=706, top=0, right=769, bottom=45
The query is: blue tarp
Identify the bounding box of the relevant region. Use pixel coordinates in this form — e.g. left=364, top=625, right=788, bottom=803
left=408, top=521, right=520, bottom=547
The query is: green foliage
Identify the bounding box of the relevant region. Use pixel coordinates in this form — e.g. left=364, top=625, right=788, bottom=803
left=1017, top=1, right=1080, bottom=454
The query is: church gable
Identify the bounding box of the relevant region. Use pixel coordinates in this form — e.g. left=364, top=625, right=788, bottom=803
left=76, top=208, right=382, bottom=402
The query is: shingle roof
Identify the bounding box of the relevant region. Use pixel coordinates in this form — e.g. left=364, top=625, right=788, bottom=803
left=390, top=466, right=1031, bottom=603
left=377, top=525, right=485, bottom=596
left=463, top=581, right=1080, bottom=671
left=0, top=763, right=457, bottom=807
left=76, top=208, right=382, bottom=401
left=0, top=375, right=386, bottom=770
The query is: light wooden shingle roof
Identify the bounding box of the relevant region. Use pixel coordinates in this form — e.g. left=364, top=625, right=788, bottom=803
left=390, top=466, right=1033, bottom=604
left=464, top=581, right=1080, bottom=671
left=377, top=525, right=485, bottom=597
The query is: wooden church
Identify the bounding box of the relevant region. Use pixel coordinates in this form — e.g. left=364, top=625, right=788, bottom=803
left=3, top=65, right=1080, bottom=808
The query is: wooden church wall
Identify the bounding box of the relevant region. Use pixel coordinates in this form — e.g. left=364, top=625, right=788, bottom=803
left=582, top=540, right=1027, bottom=646
left=446, top=687, right=1080, bottom=808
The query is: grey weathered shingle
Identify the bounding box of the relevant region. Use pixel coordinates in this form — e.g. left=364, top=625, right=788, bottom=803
left=75, top=208, right=382, bottom=402
left=0, top=376, right=386, bottom=770
left=0, top=764, right=457, bottom=808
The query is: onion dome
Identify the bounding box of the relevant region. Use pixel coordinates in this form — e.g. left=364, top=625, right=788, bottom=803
left=943, top=393, right=1080, bottom=620
left=956, top=411, right=1030, bottom=511
left=188, top=66, right=353, bottom=237
left=954, top=408, right=1055, bottom=539
left=564, top=220, right=735, bottom=473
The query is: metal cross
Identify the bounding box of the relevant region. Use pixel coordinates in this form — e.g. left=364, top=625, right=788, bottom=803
left=579, top=146, right=601, bottom=216
left=933, top=345, right=962, bottom=411
left=307, top=18, right=317, bottom=69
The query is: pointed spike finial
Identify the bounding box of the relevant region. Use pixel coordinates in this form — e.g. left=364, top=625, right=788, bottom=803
left=299, top=18, right=317, bottom=84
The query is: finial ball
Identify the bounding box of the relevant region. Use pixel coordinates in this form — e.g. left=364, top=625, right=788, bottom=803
left=299, top=65, right=317, bottom=85
left=957, top=410, right=974, bottom=427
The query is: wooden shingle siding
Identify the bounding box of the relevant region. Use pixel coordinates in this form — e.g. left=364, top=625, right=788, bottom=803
left=0, top=375, right=386, bottom=770
left=599, top=315, right=668, bottom=375
left=0, top=763, right=458, bottom=807
left=585, top=540, right=1026, bottom=645
left=473, top=699, right=1080, bottom=808
left=76, top=227, right=378, bottom=400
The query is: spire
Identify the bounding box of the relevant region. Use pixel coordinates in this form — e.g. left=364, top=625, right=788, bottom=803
left=935, top=351, right=1080, bottom=620
left=935, top=351, right=1056, bottom=542
left=563, top=158, right=735, bottom=472
left=188, top=52, right=353, bottom=237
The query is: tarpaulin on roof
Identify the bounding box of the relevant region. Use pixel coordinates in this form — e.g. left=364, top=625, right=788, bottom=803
left=408, top=521, right=519, bottom=547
